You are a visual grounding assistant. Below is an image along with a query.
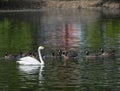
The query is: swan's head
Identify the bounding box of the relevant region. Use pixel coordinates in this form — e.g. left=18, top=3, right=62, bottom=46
left=39, top=46, right=45, bottom=50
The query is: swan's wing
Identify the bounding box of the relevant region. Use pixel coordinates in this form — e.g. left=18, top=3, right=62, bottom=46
left=17, top=56, right=41, bottom=65
left=19, top=56, right=35, bottom=60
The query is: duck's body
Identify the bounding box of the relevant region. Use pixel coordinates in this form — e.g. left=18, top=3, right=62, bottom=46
left=62, top=51, right=69, bottom=60
left=57, top=49, right=62, bottom=59
left=61, top=48, right=78, bottom=59
left=61, top=51, right=69, bottom=66
left=85, top=50, right=98, bottom=59
left=4, top=52, right=14, bottom=60
left=5, top=55, right=13, bottom=60
left=68, top=48, right=78, bottom=59
left=86, top=54, right=97, bottom=59
left=51, top=52, right=57, bottom=59
left=100, top=48, right=115, bottom=57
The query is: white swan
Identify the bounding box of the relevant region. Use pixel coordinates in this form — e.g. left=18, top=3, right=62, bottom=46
left=17, top=46, right=44, bottom=65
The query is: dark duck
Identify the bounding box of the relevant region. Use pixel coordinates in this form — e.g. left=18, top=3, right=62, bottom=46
left=100, top=48, right=115, bottom=57
left=85, top=50, right=98, bottom=59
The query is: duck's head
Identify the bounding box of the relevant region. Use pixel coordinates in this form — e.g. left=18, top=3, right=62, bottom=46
left=62, top=51, right=68, bottom=56
left=108, top=48, right=115, bottom=54
left=51, top=52, right=55, bottom=56
left=58, top=49, right=62, bottom=54
left=100, top=48, right=104, bottom=53
left=5, top=52, right=8, bottom=56
left=85, top=50, right=89, bottom=55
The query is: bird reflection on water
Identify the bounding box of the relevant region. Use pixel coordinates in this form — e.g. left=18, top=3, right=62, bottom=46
left=18, top=65, right=44, bottom=83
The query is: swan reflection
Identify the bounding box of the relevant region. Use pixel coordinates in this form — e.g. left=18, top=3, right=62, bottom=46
left=18, top=65, right=44, bottom=84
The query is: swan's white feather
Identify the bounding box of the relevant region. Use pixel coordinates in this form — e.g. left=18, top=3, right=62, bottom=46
left=17, top=56, right=41, bottom=65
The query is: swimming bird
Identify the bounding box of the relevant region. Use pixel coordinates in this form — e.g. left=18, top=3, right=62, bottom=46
left=17, top=46, right=45, bottom=65
left=62, top=51, right=69, bottom=60
left=62, top=51, right=69, bottom=66
left=59, top=48, right=78, bottom=59
left=50, top=49, right=63, bottom=59
left=51, top=52, right=56, bottom=59
left=100, top=48, right=115, bottom=57
left=57, top=49, right=62, bottom=58
left=4, top=52, right=14, bottom=60
left=85, top=50, right=98, bottom=59
left=68, top=48, right=78, bottom=59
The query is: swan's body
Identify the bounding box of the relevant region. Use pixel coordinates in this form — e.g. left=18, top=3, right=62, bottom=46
left=17, top=56, right=41, bottom=65
left=17, top=46, right=44, bottom=65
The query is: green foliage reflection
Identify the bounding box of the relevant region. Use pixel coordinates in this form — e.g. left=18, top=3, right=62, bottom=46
left=105, top=20, right=120, bottom=47
left=83, top=19, right=120, bottom=50
left=0, top=18, right=32, bottom=55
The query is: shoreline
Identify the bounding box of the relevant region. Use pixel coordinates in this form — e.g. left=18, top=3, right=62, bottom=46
left=45, top=1, right=120, bottom=9
left=0, top=7, right=119, bottom=13
left=0, top=1, right=120, bottom=10
left=0, top=8, right=119, bottom=18
left=0, top=8, right=119, bottom=13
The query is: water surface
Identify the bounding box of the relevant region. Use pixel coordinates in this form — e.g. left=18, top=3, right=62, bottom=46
left=0, top=9, right=120, bottom=91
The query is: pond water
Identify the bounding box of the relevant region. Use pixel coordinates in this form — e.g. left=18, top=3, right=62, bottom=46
left=0, top=9, right=120, bottom=91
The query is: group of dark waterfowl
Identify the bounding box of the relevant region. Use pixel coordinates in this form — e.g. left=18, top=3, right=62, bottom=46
left=85, top=48, right=115, bottom=59
left=51, top=48, right=115, bottom=60
left=49, top=48, right=115, bottom=66
left=4, top=48, right=115, bottom=61
left=4, top=51, right=39, bottom=60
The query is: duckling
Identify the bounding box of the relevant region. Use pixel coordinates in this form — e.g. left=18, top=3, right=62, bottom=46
left=85, top=50, right=98, bottom=59
left=62, top=51, right=69, bottom=66
left=68, top=48, right=78, bottom=59
left=62, top=51, right=69, bottom=60
left=100, top=48, right=115, bottom=57
left=12, top=52, right=23, bottom=59
left=58, top=49, right=62, bottom=58
left=4, top=52, right=13, bottom=60
left=29, top=52, right=35, bottom=58
left=59, top=49, right=78, bottom=60
left=51, top=52, right=56, bottom=59
left=19, top=51, right=26, bottom=57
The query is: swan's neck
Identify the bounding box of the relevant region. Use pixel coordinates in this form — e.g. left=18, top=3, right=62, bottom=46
left=38, top=49, right=44, bottom=64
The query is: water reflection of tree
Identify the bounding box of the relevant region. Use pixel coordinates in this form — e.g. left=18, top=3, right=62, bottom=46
left=83, top=19, right=120, bottom=51
left=0, top=18, right=32, bottom=55
left=61, top=23, right=73, bottom=50
left=105, top=20, right=120, bottom=47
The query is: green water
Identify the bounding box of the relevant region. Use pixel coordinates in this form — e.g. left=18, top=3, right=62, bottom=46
left=0, top=9, right=120, bottom=91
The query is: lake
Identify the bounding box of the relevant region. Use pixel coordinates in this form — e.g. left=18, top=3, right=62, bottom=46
left=0, top=9, right=120, bottom=91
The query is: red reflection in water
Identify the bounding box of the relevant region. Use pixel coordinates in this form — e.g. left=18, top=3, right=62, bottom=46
left=61, top=23, right=73, bottom=51
left=45, top=22, right=81, bottom=50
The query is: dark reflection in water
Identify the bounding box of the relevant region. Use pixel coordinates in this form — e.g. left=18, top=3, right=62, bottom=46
left=0, top=9, right=120, bottom=91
